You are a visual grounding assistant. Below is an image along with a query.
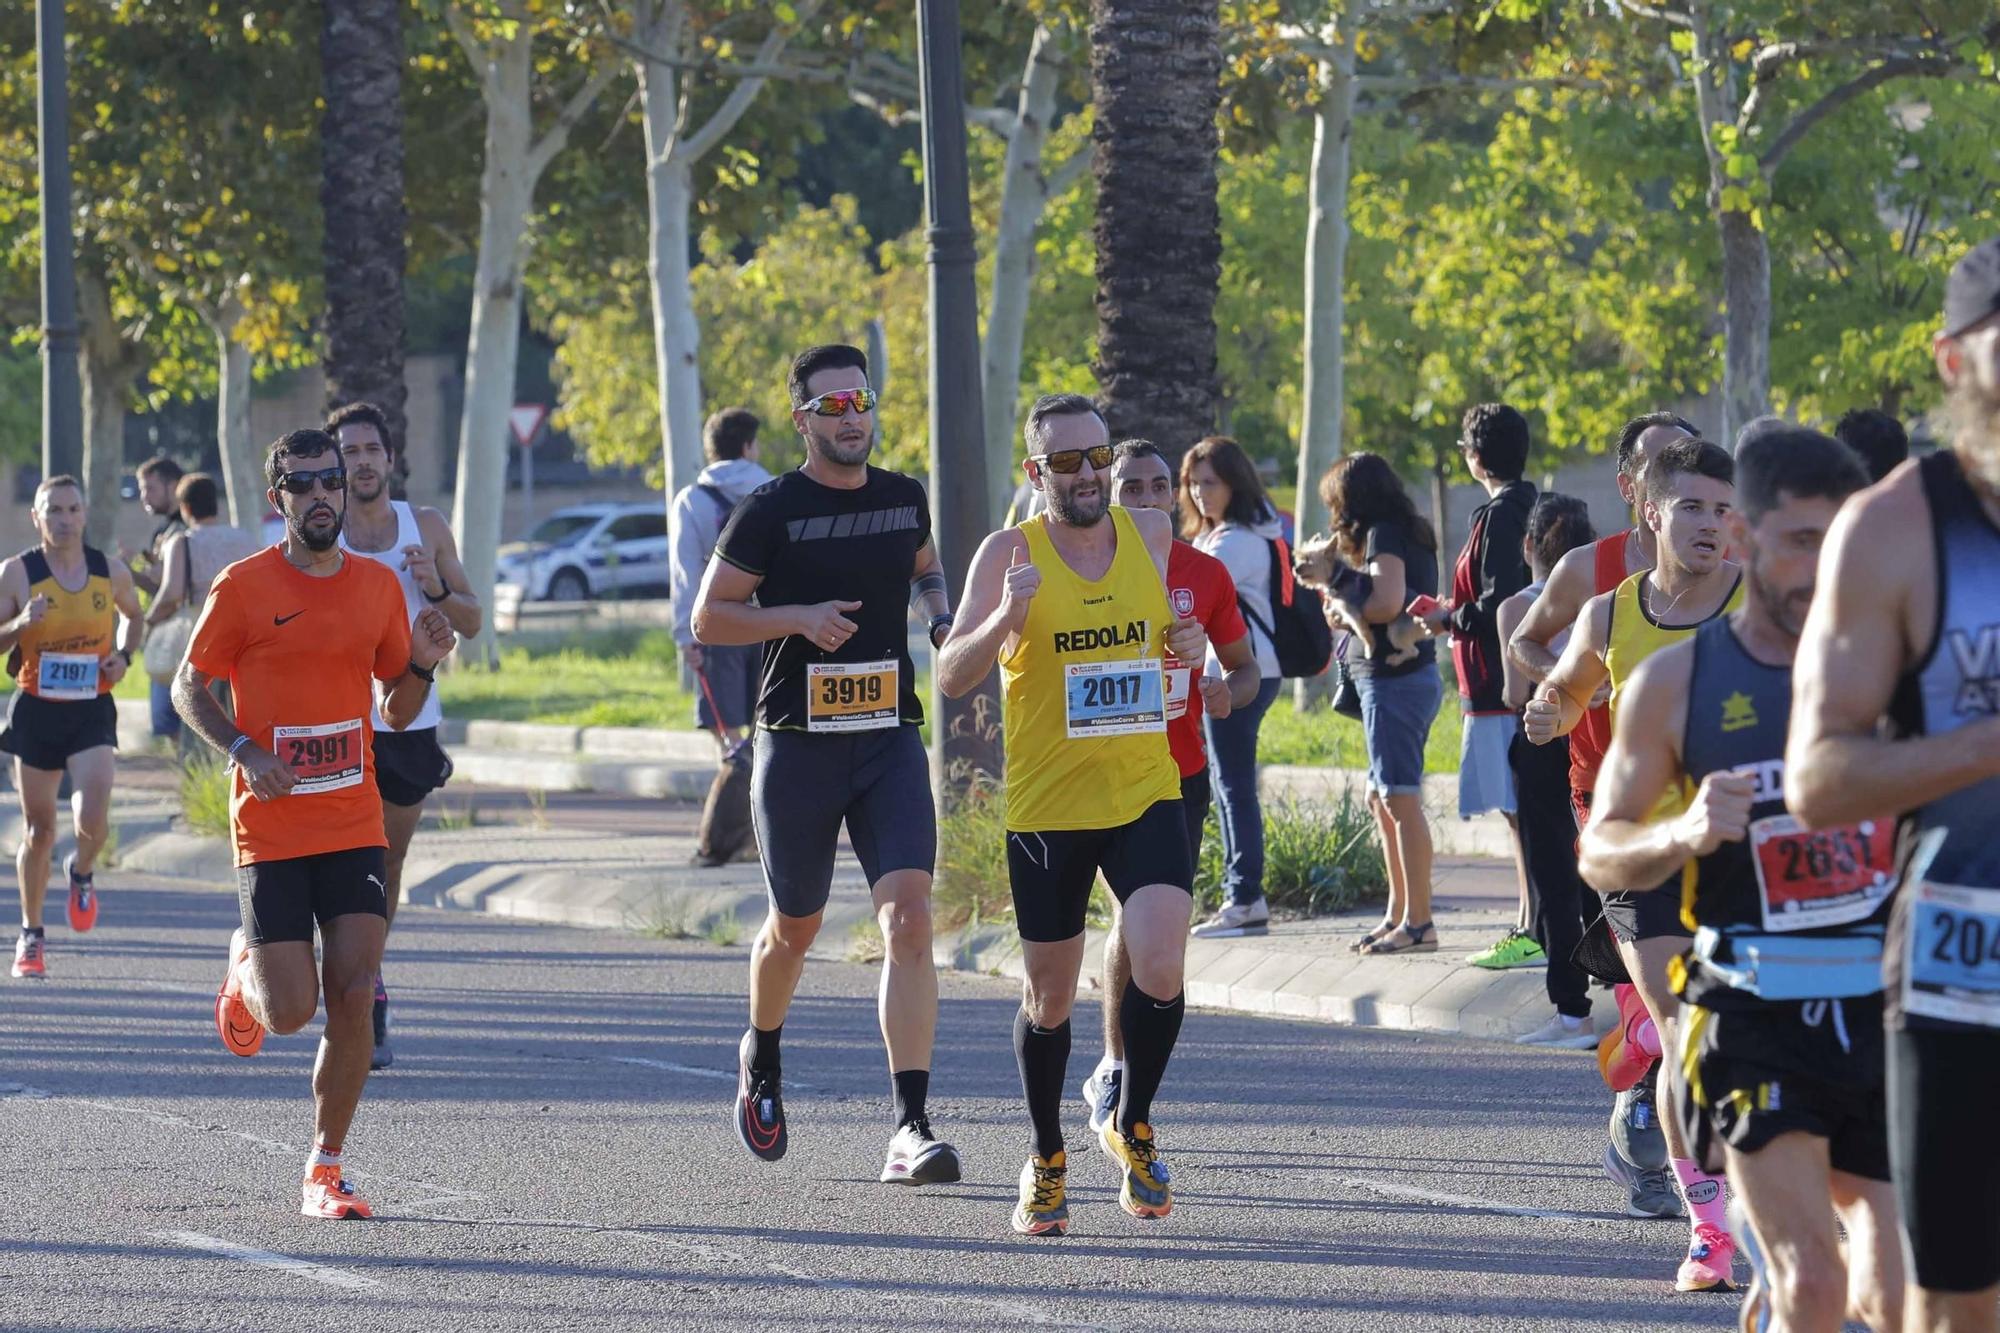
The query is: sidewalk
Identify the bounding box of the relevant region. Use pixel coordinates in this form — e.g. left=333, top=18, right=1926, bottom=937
left=98, top=747, right=1603, bottom=1048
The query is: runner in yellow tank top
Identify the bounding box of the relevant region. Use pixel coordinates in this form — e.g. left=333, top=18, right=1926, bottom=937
left=1523, top=435, right=1744, bottom=1276
left=0, top=477, right=143, bottom=980
left=941, top=394, right=1209, bottom=1237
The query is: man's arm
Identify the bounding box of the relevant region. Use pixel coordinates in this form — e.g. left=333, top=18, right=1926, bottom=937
left=938, top=529, right=1031, bottom=698
left=668, top=488, right=708, bottom=654
left=411, top=507, right=483, bottom=638
left=1508, top=542, right=1596, bottom=685
left=1578, top=643, right=1748, bottom=893
left=105, top=559, right=143, bottom=685
left=1786, top=481, right=2000, bottom=826
left=909, top=539, right=951, bottom=644
left=1496, top=591, right=1533, bottom=712
left=173, top=658, right=294, bottom=802
left=146, top=535, right=188, bottom=625
left=1206, top=631, right=1258, bottom=715
left=378, top=606, right=453, bottom=732
left=1522, top=592, right=1611, bottom=744
left=0, top=559, right=37, bottom=655
left=127, top=542, right=163, bottom=596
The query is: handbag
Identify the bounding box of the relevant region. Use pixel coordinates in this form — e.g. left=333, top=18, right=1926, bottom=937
left=145, top=537, right=195, bottom=684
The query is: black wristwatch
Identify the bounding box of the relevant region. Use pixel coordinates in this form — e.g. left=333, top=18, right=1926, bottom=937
left=408, top=659, right=436, bottom=683
left=116, top=649, right=132, bottom=667
left=927, top=614, right=955, bottom=649
left=423, top=582, right=452, bottom=604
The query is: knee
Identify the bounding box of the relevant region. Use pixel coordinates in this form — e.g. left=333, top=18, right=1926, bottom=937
left=878, top=897, right=932, bottom=964
left=20, top=815, right=55, bottom=852
left=761, top=912, right=820, bottom=958
left=1021, top=973, right=1073, bottom=1028
left=320, top=970, right=375, bottom=1027
left=1127, top=942, right=1186, bottom=997
left=263, top=987, right=320, bottom=1035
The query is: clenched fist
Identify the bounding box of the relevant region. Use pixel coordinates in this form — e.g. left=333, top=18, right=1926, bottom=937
left=1522, top=683, right=1564, bottom=745
left=1164, top=615, right=1208, bottom=666
left=999, top=547, right=1041, bottom=633
left=1674, top=771, right=1757, bottom=858
left=411, top=606, right=457, bottom=671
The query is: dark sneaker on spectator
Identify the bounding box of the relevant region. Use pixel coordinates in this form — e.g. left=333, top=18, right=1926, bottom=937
left=1190, top=899, right=1269, bottom=939
left=1468, top=928, right=1545, bottom=970
left=1514, top=1012, right=1597, bottom=1049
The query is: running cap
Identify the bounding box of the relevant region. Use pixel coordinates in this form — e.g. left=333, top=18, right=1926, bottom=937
left=1943, top=237, right=2000, bottom=339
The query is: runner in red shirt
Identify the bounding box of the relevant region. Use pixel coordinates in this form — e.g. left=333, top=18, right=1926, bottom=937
left=173, top=428, right=457, bottom=1221
left=1077, top=439, right=1260, bottom=1135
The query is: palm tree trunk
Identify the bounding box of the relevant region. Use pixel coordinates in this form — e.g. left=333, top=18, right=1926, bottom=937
left=319, top=0, right=409, bottom=479
left=1087, top=0, right=1223, bottom=463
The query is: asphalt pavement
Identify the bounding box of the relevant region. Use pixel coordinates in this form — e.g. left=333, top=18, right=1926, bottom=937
left=2, top=871, right=1746, bottom=1332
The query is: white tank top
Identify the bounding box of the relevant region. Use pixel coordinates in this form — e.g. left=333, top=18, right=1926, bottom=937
left=341, top=500, right=443, bottom=731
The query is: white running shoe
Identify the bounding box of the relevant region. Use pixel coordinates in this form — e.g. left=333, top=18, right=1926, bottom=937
left=1514, top=1013, right=1600, bottom=1049
left=1190, top=899, right=1270, bottom=938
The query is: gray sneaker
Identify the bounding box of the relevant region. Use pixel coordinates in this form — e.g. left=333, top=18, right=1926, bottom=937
left=1609, top=1079, right=1668, bottom=1171
left=1190, top=899, right=1270, bottom=939
left=1601, top=1142, right=1683, bottom=1218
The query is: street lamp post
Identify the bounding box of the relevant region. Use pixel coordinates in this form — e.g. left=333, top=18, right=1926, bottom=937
left=36, top=0, right=84, bottom=480
left=916, top=0, right=1000, bottom=802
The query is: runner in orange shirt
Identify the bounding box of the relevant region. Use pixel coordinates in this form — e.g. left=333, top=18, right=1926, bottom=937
left=172, top=428, right=455, bottom=1220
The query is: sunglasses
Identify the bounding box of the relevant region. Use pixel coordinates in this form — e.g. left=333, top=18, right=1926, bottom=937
left=1035, top=445, right=1116, bottom=475
left=797, top=388, right=879, bottom=417
left=275, top=467, right=347, bottom=496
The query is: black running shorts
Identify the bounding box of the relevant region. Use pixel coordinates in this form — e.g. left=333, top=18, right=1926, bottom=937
left=1678, top=995, right=1888, bottom=1181
left=1601, top=880, right=1693, bottom=945
left=373, top=726, right=453, bottom=807
left=750, top=724, right=936, bottom=919
left=1007, top=799, right=1192, bottom=943
left=0, top=691, right=117, bottom=772
left=1179, top=769, right=1211, bottom=869
left=1890, top=1023, right=2000, bottom=1293
left=236, top=846, right=390, bottom=946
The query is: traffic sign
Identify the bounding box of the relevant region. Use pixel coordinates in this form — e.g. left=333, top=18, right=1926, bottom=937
left=509, top=403, right=548, bottom=447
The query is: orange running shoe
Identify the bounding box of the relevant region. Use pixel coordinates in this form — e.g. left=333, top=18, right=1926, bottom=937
left=65, top=855, right=97, bottom=933
left=12, top=932, right=46, bottom=979
left=302, top=1163, right=373, bottom=1220
left=1596, top=982, right=1660, bottom=1093
left=215, top=930, right=264, bottom=1058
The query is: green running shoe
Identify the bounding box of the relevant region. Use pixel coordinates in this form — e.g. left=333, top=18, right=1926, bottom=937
left=1468, top=928, right=1546, bottom=970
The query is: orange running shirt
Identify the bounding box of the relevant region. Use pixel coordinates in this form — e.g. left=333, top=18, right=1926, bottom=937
left=186, top=547, right=413, bottom=867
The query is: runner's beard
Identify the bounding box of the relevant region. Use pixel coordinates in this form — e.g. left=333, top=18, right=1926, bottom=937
left=349, top=471, right=387, bottom=503
left=290, top=504, right=344, bottom=553
left=1046, top=479, right=1107, bottom=528
left=810, top=429, right=872, bottom=468
left=1948, top=379, right=2000, bottom=495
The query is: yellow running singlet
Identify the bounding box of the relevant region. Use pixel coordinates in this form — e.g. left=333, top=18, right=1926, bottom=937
left=1604, top=567, right=1743, bottom=820
left=1001, top=508, right=1180, bottom=833
left=9, top=546, right=117, bottom=698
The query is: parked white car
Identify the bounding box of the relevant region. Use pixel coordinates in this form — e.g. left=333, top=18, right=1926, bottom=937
left=495, top=503, right=670, bottom=602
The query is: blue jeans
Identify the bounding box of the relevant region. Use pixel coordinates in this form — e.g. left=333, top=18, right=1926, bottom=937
left=1203, top=675, right=1282, bottom=908
left=1356, top=667, right=1442, bottom=797
left=150, top=678, right=180, bottom=739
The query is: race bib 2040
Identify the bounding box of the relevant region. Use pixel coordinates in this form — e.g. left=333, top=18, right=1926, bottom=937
left=1064, top=658, right=1165, bottom=738
left=1902, top=878, right=2000, bottom=1029
left=1750, top=814, right=1895, bottom=933
left=37, top=652, right=99, bottom=701
left=274, top=718, right=366, bottom=795
left=806, top=659, right=899, bottom=733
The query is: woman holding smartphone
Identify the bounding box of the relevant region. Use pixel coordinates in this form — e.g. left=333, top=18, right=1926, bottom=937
left=1318, top=453, right=1444, bottom=955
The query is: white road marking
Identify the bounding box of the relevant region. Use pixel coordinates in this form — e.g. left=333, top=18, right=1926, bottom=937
left=1340, top=1175, right=1606, bottom=1223
left=154, top=1231, right=382, bottom=1290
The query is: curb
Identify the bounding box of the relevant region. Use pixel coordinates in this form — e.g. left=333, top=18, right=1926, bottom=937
left=114, top=824, right=1588, bottom=1048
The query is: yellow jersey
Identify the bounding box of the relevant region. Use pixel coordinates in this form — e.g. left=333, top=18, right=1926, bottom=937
left=1604, top=568, right=1743, bottom=820
left=9, top=546, right=117, bottom=699
left=1001, top=508, right=1180, bottom=833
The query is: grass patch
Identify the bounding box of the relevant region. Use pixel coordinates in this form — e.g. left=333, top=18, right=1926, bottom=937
left=437, top=627, right=699, bottom=728
left=179, top=757, right=232, bottom=838
left=932, top=767, right=1014, bottom=933
left=1257, top=664, right=1463, bottom=776
left=1192, top=791, right=1387, bottom=918
left=704, top=913, right=742, bottom=947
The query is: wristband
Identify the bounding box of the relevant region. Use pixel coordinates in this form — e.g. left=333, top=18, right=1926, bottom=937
left=227, top=734, right=253, bottom=764
left=116, top=649, right=132, bottom=667
left=408, top=659, right=437, bottom=683
left=423, top=582, right=452, bottom=605
left=928, top=613, right=955, bottom=649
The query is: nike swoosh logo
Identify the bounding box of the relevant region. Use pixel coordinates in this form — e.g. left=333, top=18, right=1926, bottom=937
left=274, top=611, right=305, bottom=626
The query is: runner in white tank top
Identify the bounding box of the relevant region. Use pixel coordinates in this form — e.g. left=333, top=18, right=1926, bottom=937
left=330, top=404, right=482, bottom=1070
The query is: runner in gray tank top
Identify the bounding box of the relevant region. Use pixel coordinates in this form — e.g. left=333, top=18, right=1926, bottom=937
left=1788, top=237, right=2000, bottom=1327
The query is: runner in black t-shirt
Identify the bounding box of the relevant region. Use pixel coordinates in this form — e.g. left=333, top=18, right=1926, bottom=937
left=693, top=343, right=961, bottom=1188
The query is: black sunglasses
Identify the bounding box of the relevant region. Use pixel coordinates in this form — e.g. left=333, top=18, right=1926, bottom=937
left=275, top=466, right=347, bottom=496
left=1035, top=445, right=1116, bottom=475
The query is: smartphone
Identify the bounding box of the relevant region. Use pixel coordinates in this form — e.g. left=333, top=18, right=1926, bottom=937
left=1406, top=593, right=1442, bottom=618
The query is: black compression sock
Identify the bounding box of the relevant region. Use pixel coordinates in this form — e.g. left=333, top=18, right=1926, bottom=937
left=747, top=1023, right=782, bottom=1074
left=21, top=926, right=44, bottom=938
left=892, top=1068, right=930, bottom=1129
left=1117, top=979, right=1185, bottom=1134
left=1013, top=1008, right=1071, bottom=1161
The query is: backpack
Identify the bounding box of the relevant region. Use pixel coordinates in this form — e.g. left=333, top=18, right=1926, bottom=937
left=1236, top=535, right=1332, bottom=679
left=695, top=482, right=736, bottom=526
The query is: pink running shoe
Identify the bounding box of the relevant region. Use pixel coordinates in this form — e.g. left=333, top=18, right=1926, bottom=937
left=1597, top=982, right=1661, bottom=1092
left=1676, top=1222, right=1736, bottom=1292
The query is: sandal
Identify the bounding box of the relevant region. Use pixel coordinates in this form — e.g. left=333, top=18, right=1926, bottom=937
left=1365, top=921, right=1438, bottom=955
left=1350, top=920, right=1398, bottom=954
